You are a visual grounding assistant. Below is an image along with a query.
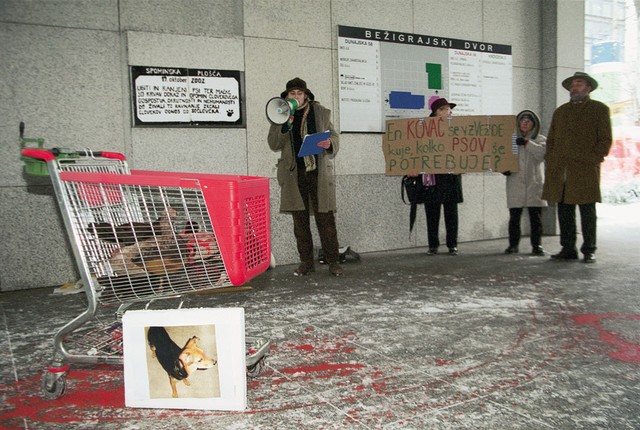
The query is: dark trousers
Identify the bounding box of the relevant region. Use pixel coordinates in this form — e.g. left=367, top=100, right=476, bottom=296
left=557, top=202, right=597, bottom=254
left=508, top=207, right=543, bottom=248
left=425, top=201, right=458, bottom=249
left=291, top=169, right=339, bottom=264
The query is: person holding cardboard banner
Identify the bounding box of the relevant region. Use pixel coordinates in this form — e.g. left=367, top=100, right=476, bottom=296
left=542, top=72, right=612, bottom=263
left=503, top=110, right=547, bottom=256
left=267, top=77, right=343, bottom=276
left=424, top=97, right=464, bottom=256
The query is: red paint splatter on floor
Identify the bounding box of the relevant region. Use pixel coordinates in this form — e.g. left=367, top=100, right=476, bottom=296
left=295, top=344, right=314, bottom=351
left=1, top=366, right=245, bottom=426
left=0, top=367, right=132, bottom=426
left=572, top=314, right=640, bottom=363
left=284, top=331, right=358, bottom=357
left=281, top=362, right=365, bottom=378
left=247, top=379, right=261, bottom=389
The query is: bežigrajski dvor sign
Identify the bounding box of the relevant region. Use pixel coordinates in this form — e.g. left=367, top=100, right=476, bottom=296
left=338, top=25, right=512, bottom=133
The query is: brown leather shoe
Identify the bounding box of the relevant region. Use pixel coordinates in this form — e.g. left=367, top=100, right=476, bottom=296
left=294, top=262, right=315, bottom=276
left=328, top=262, right=344, bottom=276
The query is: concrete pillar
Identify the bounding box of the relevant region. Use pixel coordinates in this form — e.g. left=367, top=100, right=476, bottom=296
left=540, top=0, right=585, bottom=235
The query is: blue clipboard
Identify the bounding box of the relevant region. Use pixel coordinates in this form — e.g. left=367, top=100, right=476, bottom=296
left=298, top=130, right=330, bottom=157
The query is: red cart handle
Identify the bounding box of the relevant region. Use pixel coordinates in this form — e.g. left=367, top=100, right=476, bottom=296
left=98, top=152, right=127, bottom=160
left=21, top=148, right=126, bottom=161
left=73, top=150, right=127, bottom=160
left=21, top=148, right=55, bottom=161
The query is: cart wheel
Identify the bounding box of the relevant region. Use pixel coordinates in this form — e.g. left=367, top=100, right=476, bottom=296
left=247, top=358, right=266, bottom=377
left=41, top=371, right=67, bottom=399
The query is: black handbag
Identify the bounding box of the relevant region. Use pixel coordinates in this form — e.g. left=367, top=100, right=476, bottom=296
left=401, top=175, right=427, bottom=232
left=401, top=175, right=427, bottom=205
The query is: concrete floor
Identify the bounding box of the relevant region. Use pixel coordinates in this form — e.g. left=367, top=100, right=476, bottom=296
left=1, top=203, right=639, bottom=429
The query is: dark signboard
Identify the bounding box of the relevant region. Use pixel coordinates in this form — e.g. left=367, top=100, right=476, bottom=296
left=131, top=66, right=245, bottom=127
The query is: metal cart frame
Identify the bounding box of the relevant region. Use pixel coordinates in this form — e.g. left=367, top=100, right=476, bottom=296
left=21, top=148, right=271, bottom=399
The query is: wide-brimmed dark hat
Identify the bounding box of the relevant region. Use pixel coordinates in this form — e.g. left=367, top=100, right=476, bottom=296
left=280, top=77, right=315, bottom=100
left=429, top=97, right=456, bottom=115
left=562, top=72, right=598, bottom=91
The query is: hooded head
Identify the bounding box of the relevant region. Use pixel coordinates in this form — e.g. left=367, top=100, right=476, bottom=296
left=516, top=110, right=540, bottom=138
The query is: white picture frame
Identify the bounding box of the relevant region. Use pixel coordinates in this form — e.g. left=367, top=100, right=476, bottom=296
left=122, top=307, right=246, bottom=410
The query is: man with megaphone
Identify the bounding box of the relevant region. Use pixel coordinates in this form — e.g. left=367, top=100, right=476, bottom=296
left=267, top=77, right=343, bottom=277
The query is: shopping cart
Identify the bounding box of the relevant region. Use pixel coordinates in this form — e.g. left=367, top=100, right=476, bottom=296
left=21, top=148, right=272, bottom=399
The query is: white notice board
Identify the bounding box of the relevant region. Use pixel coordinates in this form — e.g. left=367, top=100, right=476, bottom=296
left=337, top=26, right=512, bottom=133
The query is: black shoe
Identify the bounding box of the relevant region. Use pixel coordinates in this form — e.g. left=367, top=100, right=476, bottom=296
left=504, top=246, right=519, bottom=254
left=320, top=246, right=360, bottom=264
left=551, top=249, right=578, bottom=260
left=427, top=248, right=438, bottom=255
left=531, top=246, right=545, bottom=256
left=448, top=247, right=458, bottom=256
left=583, top=253, right=596, bottom=263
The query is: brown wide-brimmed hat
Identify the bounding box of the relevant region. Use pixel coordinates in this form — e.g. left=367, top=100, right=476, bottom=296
left=562, top=71, right=598, bottom=91
left=429, top=97, right=456, bottom=116
left=280, top=77, right=315, bottom=100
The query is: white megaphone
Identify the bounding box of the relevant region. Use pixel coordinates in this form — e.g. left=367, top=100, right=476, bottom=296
left=265, top=97, right=299, bottom=125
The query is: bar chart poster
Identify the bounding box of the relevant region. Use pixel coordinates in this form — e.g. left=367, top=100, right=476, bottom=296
left=337, top=25, right=512, bottom=133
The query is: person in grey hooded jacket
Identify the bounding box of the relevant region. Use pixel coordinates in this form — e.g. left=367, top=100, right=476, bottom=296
left=503, top=110, right=547, bottom=255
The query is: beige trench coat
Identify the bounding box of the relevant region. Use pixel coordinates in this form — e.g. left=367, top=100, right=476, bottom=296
left=267, top=102, right=339, bottom=213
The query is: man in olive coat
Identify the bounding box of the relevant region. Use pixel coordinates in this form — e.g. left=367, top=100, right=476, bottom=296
left=542, top=72, right=612, bottom=263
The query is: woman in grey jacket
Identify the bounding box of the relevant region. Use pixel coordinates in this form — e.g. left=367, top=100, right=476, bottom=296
left=267, top=77, right=343, bottom=276
left=504, top=110, right=547, bottom=255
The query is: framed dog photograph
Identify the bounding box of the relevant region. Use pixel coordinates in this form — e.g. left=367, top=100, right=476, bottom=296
left=122, top=307, right=246, bottom=410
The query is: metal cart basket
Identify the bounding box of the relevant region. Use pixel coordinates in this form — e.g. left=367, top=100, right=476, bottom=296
left=21, top=148, right=272, bottom=399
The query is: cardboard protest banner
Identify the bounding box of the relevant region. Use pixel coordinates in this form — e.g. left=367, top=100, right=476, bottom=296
left=383, top=115, right=519, bottom=175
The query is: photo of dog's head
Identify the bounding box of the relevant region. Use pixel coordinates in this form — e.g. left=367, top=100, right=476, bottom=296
left=146, top=325, right=219, bottom=399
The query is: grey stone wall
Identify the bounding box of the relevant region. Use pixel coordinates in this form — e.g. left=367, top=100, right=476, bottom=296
left=0, top=0, right=577, bottom=290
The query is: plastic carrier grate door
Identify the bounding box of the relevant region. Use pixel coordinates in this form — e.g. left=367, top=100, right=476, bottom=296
left=58, top=169, right=271, bottom=305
